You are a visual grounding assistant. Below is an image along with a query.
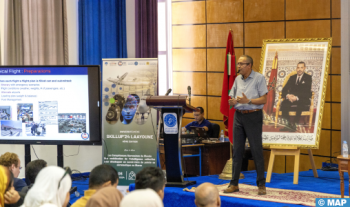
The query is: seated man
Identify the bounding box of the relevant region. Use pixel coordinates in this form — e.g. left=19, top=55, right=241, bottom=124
left=71, top=164, right=119, bottom=207
left=135, top=167, right=166, bottom=200
left=0, top=152, right=27, bottom=191
left=21, top=159, right=47, bottom=193
left=195, top=183, right=221, bottom=207
left=279, top=61, right=312, bottom=132
left=185, top=107, right=212, bottom=135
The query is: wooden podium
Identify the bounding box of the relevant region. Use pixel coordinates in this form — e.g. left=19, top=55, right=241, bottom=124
left=146, top=95, right=199, bottom=187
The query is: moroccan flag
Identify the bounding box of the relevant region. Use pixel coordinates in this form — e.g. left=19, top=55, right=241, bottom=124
left=263, top=51, right=278, bottom=115
left=220, top=31, right=237, bottom=143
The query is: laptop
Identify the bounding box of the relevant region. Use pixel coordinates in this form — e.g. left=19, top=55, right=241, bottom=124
left=190, top=126, right=209, bottom=139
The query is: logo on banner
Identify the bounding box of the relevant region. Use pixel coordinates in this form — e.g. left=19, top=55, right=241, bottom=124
left=163, top=113, right=178, bottom=134
left=164, top=114, right=176, bottom=127
left=118, top=61, right=123, bottom=66
left=134, top=62, right=138, bottom=66
left=146, top=62, right=150, bottom=65
left=105, top=62, right=108, bottom=65
left=128, top=171, right=136, bottom=180
left=81, top=132, right=89, bottom=140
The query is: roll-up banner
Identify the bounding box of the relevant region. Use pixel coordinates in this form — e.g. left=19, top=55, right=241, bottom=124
left=102, top=58, right=158, bottom=194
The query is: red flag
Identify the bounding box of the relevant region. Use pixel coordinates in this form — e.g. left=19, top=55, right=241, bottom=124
left=263, top=51, right=278, bottom=115
left=220, top=31, right=237, bottom=143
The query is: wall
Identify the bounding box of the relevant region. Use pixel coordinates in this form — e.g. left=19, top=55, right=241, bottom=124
left=172, top=0, right=341, bottom=173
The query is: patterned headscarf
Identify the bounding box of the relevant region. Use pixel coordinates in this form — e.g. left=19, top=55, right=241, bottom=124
left=0, top=165, right=10, bottom=207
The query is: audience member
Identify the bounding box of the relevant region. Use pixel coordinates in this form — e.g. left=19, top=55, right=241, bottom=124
left=194, top=183, right=221, bottom=207
left=120, top=189, right=163, bottom=207
left=0, top=165, right=24, bottom=207
left=21, top=160, right=47, bottom=194
left=0, top=153, right=26, bottom=192
left=21, top=166, right=71, bottom=207
left=71, top=164, right=119, bottom=207
left=135, top=167, right=166, bottom=199
left=85, top=187, right=123, bottom=207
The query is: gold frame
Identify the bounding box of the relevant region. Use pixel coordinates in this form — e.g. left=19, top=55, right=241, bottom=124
left=259, top=38, right=332, bottom=149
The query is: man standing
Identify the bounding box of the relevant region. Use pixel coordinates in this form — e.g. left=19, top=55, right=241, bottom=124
left=279, top=62, right=312, bottom=132
left=224, top=55, right=268, bottom=195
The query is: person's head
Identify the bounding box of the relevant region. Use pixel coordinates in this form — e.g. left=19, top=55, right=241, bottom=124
left=195, top=183, right=221, bottom=207
left=25, top=159, right=47, bottom=184
left=121, top=95, right=138, bottom=124
left=237, top=55, right=253, bottom=77
left=296, top=61, right=306, bottom=76
left=193, top=107, right=205, bottom=122
left=0, top=152, right=21, bottom=178
left=23, top=166, right=72, bottom=207
left=86, top=186, right=123, bottom=207
left=120, top=189, right=163, bottom=207
left=0, top=165, right=13, bottom=207
left=135, top=167, right=166, bottom=200
left=89, top=164, right=119, bottom=190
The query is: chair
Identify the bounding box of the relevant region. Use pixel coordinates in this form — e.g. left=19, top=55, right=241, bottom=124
left=210, top=123, right=220, bottom=138
left=274, top=71, right=314, bottom=129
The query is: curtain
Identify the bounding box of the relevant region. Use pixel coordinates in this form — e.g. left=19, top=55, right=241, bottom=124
left=79, top=0, right=127, bottom=65
left=4, top=0, right=69, bottom=65
left=135, top=0, right=158, bottom=58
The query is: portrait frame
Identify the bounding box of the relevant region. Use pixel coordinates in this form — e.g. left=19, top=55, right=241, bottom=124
left=259, top=38, right=332, bottom=149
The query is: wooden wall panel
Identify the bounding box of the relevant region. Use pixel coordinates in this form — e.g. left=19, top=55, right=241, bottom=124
left=173, top=49, right=206, bottom=72
left=207, top=97, right=222, bottom=120
left=332, top=0, right=341, bottom=19
left=332, top=131, right=341, bottom=156
left=207, top=48, right=244, bottom=72
left=183, top=96, right=207, bottom=119
left=207, top=73, right=224, bottom=96
left=173, top=72, right=207, bottom=95
left=244, top=0, right=285, bottom=22
left=244, top=48, right=262, bottom=72
left=331, top=48, right=341, bottom=74
left=173, top=25, right=206, bottom=48
left=245, top=22, right=285, bottom=47
left=286, top=155, right=328, bottom=173
left=207, top=24, right=244, bottom=47
left=262, top=151, right=286, bottom=173
left=172, top=1, right=206, bottom=24
left=286, top=20, right=331, bottom=39
left=332, top=19, right=340, bottom=46
left=332, top=76, right=341, bottom=102
left=325, top=76, right=331, bottom=102
left=301, top=130, right=330, bottom=156
left=207, top=0, right=243, bottom=23
left=322, top=103, right=331, bottom=129
left=286, top=0, right=331, bottom=20
left=332, top=103, right=341, bottom=130
left=182, top=118, right=194, bottom=128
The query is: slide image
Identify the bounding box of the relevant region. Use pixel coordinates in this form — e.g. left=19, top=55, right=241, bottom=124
left=0, top=106, right=11, bottom=120
left=1, top=121, right=22, bottom=137
left=17, top=103, right=33, bottom=122
left=26, top=122, right=46, bottom=137
left=39, top=101, right=58, bottom=125
left=58, top=113, right=86, bottom=133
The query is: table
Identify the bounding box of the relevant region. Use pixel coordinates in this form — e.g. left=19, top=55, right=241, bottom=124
left=337, top=155, right=350, bottom=198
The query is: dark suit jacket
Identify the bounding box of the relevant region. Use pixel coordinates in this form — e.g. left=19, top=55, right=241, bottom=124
left=281, top=73, right=312, bottom=106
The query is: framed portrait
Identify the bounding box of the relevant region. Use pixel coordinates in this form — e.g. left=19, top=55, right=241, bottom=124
left=259, top=38, right=332, bottom=149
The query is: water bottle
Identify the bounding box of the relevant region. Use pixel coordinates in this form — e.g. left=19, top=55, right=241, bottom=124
left=343, top=141, right=348, bottom=158
left=220, top=130, right=225, bottom=142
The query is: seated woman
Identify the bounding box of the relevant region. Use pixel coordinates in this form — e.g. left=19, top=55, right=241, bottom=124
left=21, top=166, right=71, bottom=207
left=85, top=187, right=123, bottom=207
left=0, top=165, right=23, bottom=207
left=120, top=189, right=163, bottom=207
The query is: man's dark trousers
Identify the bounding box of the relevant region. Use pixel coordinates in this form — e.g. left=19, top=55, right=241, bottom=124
left=231, top=110, right=266, bottom=186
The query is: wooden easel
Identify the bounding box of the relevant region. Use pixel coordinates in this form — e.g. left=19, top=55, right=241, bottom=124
left=266, top=146, right=318, bottom=184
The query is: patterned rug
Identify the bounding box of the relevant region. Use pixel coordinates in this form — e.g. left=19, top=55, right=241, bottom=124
left=184, top=183, right=341, bottom=206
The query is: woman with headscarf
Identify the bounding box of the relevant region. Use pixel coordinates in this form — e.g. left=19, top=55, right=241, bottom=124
left=120, top=189, right=163, bottom=207
left=85, top=186, right=123, bottom=207
left=20, top=166, right=71, bottom=207
left=0, top=165, right=10, bottom=207
left=0, top=165, right=22, bottom=207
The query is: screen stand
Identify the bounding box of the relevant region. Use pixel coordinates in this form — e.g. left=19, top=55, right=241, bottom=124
left=57, top=145, right=64, bottom=168
left=24, top=144, right=31, bottom=167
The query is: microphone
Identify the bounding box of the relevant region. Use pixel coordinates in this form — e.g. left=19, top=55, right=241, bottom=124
left=165, top=88, right=172, bottom=96
left=237, top=69, right=241, bottom=73
left=187, top=86, right=191, bottom=105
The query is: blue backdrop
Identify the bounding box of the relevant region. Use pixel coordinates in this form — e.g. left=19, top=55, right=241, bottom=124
left=79, top=0, right=127, bottom=65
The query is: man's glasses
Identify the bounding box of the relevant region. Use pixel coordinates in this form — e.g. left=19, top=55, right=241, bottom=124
left=58, top=167, right=72, bottom=189
left=237, top=63, right=250, bottom=66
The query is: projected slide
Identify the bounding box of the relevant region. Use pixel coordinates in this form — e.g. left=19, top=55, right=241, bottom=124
left=0, top=67, right=90, bottom=141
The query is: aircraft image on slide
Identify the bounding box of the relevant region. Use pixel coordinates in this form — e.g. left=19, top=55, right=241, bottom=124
left=1, top=121, right=22, bottom=137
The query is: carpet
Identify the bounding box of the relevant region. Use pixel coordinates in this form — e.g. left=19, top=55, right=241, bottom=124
left=185, top=183, right=341, bottom=206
